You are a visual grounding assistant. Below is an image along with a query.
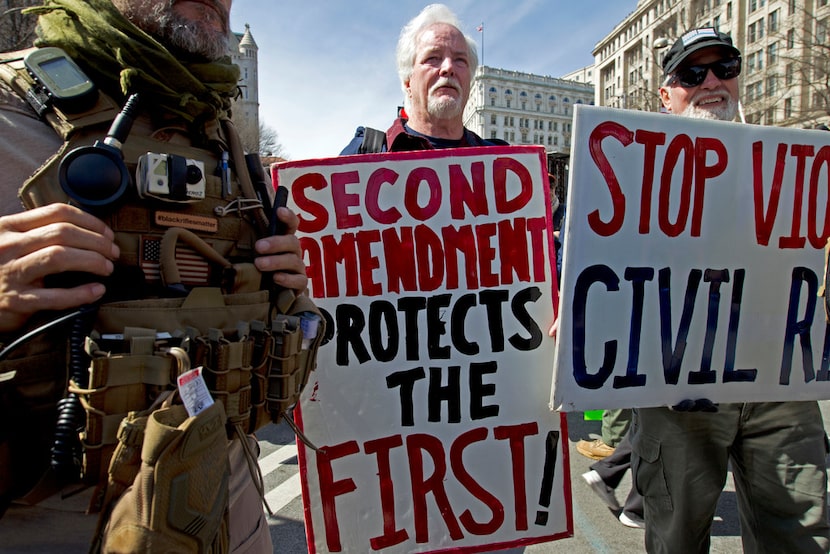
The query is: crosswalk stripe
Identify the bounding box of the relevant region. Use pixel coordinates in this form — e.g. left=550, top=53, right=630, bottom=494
left=265, top=473, right=303, bottom=514
left=259, top=443, right=298, bottom=475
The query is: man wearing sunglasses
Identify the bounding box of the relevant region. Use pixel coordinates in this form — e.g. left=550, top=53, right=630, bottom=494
left=631, top=28, right=830, bottom=554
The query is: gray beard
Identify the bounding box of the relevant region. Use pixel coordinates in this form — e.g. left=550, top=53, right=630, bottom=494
left=680, top=98, right=738, bottom=122
left=427, top=96, right=463, bottom=120
left=148, top=5, right=229, bottom=61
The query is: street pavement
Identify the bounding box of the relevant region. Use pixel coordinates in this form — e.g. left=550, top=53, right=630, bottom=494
left=261, top=403, right=830, bottom=553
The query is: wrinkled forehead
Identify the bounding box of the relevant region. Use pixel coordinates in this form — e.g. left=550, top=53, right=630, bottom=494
left=415, top=23, right=468, bottom=54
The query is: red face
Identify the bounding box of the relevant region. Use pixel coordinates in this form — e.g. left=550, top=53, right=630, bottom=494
left=405, top=23, right=472, bottom=126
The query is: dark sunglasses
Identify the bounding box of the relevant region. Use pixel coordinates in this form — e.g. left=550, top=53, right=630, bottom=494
left=667, top=57, right=742, bottom=88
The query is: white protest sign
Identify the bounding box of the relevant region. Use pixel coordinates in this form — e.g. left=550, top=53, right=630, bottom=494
left=273, top=146, right=568, bottom=553
left=553, top=105, right=830, bottom=411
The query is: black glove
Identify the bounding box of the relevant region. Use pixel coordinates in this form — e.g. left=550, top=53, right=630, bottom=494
left=670, top=398, right=719, bottom=412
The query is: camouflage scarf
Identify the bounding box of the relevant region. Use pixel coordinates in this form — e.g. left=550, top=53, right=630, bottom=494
left=26, top=0, right=240, bottom=139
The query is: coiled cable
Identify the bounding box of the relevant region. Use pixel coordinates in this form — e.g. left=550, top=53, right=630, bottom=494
left=49, top=306, right=96, bottom=482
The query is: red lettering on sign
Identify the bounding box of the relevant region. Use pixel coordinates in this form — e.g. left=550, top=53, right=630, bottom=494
left=753, top=142, right=830, bottom=249
left=310, top=423, right=547, bottom=550
left=588, top=121, right=634, bottom=236
left=365, top=435, right=409, bottom=550
left=317, top=440, right=360, bottom=552
left=407, top=433, right=464, bottom=543
left=659, top=134, right=694, bottom=237
left=781, top=144, right=813, bottom=249
left=405, top=167, right=442, bottom=221
left=450, top=427, right=505, bottom=535
left=366, top=168, right=401, bottom=225
left=449, top=161, right=489, bottom=219
left=494, top=422, right=539, bottom=531
left=331, top=171, right=362, bottom=229
left=634, top=130, right=667, bottom=234
left=292, top=172, right=329, bottom=233
left=493, top=157, right=534, bottom=215
left=808, top=146, right=830, bottom=248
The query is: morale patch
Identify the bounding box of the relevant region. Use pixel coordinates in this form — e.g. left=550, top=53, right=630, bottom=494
left=154, top=211, right=218, bottom=233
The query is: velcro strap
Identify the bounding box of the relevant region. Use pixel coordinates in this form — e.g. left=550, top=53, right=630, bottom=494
left=83, top=355, right=174, bottom=390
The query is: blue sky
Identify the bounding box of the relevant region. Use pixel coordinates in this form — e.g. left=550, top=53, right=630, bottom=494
left=229, top=1, right=639, bottom=160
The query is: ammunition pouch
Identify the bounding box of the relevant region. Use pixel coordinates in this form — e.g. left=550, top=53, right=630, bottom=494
left=98, top=400, right=231, bottom=553
left=73, top=285, right=324, bottom=489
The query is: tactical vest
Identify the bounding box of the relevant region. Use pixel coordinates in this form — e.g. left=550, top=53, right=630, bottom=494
left=0, top=48, right=324, bottom=516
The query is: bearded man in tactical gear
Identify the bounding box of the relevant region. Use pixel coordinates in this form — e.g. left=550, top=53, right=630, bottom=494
left=0, top=0, right=314, bottom=551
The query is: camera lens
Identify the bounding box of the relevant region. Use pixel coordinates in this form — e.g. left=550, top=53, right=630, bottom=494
left=186, top=164, right=203, bottom=185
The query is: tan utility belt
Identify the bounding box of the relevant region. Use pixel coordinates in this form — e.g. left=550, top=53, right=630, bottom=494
left=68, top=286, right=323, bottom=490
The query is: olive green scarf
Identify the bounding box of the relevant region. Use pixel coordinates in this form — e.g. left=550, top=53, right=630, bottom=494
left=26, top=0, right=240, bottom=138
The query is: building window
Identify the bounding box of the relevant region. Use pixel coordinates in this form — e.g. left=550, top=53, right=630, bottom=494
left=766, top=75, right=777, bottom=97
left=747, top=81, right=763, bottom=102
left=748, top=19, right=764, bottom=43
left=490, top=114, right=497, bottom=125
left=817, top=18, right=828, bottom=45
left=727, top=2, right=732, bottom=19
left=768, top=10, right=779, bottom=33
left=784, top=97, right=793, bottom=118
left=747, top=51, right=764, bottom=74
left=767, top=42, right=778, bottom=65
left=786, top=62, right=794, bottom=85
left=766, top=107, right=775, bottom=124
left=787, top=28, right=795, bottom=48
left=789, top=0, right=797, bottom=14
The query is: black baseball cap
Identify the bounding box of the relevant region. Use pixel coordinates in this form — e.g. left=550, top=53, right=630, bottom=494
left=662, top=28, right=741, bottom=76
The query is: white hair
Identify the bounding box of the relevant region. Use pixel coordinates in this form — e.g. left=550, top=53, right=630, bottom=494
left=395, top=4, right=478, bottom=99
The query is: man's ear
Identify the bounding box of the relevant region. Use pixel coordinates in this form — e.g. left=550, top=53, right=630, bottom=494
left=659, top=86, right=672, bottom=112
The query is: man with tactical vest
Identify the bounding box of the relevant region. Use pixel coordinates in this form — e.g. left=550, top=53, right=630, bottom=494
left=0, top=0, right=322, bottom=551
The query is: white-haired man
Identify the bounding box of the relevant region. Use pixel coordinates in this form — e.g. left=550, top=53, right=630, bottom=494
left=341, top=3, right=506, bottom=154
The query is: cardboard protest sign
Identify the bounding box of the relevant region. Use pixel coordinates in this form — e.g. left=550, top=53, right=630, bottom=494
left=553, top=105, right=830, bottom=411
left=273, top=146, right=568, bottom=553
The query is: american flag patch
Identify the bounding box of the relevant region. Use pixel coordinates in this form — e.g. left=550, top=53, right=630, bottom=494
left=140, top=236, right=211, bottom=286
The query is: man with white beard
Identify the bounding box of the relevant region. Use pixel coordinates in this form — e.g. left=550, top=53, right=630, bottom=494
left=630, top=27, right=830, bottom=554
left=340, top=3, right=507, bottom=154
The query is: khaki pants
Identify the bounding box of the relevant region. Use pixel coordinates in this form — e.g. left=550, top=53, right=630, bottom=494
left=601, top=408, right=631, bottom=447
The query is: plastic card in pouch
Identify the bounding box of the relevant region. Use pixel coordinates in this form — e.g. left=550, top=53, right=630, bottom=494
left=177, top=367, right=215, bottom=417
